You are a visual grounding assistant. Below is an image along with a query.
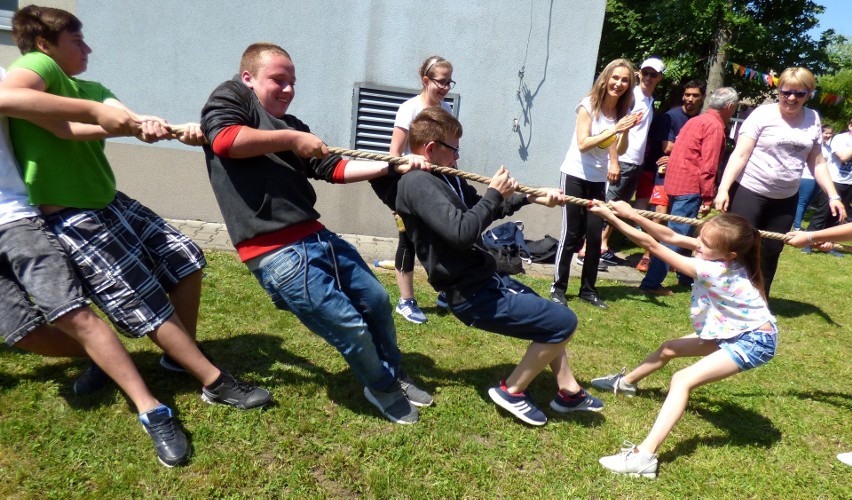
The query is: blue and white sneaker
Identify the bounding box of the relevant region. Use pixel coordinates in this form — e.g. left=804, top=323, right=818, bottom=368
left=549, top=387, right=604, bottom=413
left=487, top=380, right=547, bottom=426
left=435, top=292, right=449, bottom=310
left=395, top=298, right=427, bottom=324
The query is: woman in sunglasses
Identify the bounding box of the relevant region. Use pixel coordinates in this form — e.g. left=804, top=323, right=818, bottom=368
left=373, top=55, right=456, bottom=324
left=714, top=67, right=845, bottom=297
left=550, top=59, right=640, bottom=309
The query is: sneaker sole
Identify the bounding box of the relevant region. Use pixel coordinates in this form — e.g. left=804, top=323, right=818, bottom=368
left=487, top=388, right=546, bottom=426
left=363, top=388, right=418, bottom=425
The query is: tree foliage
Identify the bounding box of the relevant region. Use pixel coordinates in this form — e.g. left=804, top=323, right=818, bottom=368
left=598, top=0, right=842, bottom=110
left=812, top=39, right=852, bottom=129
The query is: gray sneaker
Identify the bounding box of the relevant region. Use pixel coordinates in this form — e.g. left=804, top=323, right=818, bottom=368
left=590, top=367, right=637, bottom=397
left=364, top=381, right=419, bottom=424
left=399, top=374, right=433, bottom=407
left=599, top=441, right=658, bottom=478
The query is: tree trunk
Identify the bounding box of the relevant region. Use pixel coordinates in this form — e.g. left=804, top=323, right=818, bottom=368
left=704, top=4, right=731, bottom=110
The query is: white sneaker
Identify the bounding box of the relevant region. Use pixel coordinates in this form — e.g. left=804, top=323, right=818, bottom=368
left=590, top=367, right=637, bottom=397
left=838, top=452, right=852, bottom=466
left=599, top=441, right=658, bottom=478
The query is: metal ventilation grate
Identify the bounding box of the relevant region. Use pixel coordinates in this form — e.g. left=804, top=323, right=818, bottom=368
left=351, top=83, right=459, bottom=153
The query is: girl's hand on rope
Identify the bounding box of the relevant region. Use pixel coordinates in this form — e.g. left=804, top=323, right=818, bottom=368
left=588, top=200, right=615, bottom=220
left=607, top=200, right=637, bottom=220
left=488, top=165, right=517, bottom=200
left=527, top=187, right=565, bottom=207
left=397, top=154, right=431, bottom=173
left=785, top=230, right=810, bottom=248
left=713, top=191, right=730, bottom=212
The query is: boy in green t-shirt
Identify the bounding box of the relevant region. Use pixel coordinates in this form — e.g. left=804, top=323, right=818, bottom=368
left=3, top=5, right=272, bottom=413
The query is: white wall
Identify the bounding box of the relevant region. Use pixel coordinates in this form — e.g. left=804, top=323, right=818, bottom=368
left=2, top=1, right=606, bottom=239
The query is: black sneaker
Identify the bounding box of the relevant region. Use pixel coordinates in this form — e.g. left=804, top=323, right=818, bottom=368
left=139, top=404, right=189, bottom=467
left=201, top=372, right=272, bottom=409
left=549, top=291, right=568, bottom=306
left=72, top=362, right=110, bottom=395
left=600, top=251, right=622, bottom=266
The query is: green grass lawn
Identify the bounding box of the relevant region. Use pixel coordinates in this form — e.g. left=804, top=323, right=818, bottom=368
left=1, top=246, right=850, bottom=497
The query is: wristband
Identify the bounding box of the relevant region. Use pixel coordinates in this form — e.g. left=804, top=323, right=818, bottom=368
left=829, top=195, right=841, bottom=202
left=807, top=232, right=814, bottom=245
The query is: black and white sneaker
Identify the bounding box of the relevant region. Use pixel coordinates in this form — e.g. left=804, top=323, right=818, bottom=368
left=600, top=251, right=622, bottom=266
left=139, top=404, right=189, bottom=467
left=202, top=372, right=272, bottom=409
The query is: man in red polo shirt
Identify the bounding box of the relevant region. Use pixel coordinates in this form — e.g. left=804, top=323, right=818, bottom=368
left=638, top=87, right=739, bottom=296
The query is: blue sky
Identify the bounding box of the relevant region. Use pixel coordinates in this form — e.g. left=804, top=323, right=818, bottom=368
left=808, top=0, right=851, bottom=40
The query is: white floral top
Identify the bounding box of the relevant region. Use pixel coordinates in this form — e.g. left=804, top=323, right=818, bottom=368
left=690, top=258, right=775, bottom=339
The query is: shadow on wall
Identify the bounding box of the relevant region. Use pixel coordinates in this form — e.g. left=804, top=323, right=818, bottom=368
left=515, top=0, right=553, bottom=162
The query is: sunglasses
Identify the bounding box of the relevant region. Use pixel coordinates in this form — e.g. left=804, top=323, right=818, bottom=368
left=640, top=69, right=660, bottom=78
left=436, top=140, right=460, bottom=154
left=779, top=89, right=809, bottom=98
left=429, top=77, right=456, bottom=90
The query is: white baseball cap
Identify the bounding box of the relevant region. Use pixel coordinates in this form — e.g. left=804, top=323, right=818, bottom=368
left=640, top=57, right=665, bottom=74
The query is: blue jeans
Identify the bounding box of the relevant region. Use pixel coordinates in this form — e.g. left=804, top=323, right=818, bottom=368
left=716, top=327, right=777, bottom=371
left=250, top=229, right=400, bottom=391
left=792, top=178, right=817, bottom=230
left=640, top=193, right=702, bottom=290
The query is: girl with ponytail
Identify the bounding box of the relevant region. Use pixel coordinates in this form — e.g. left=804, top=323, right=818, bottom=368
left=587, top=201, right=777, bottom=478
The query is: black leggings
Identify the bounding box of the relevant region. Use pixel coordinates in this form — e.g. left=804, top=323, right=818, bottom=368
left=728, top=182, right=796, bottom=297
left=395, top=230, right=415, bottom=273
left=552, top=173, right=606, bottom=297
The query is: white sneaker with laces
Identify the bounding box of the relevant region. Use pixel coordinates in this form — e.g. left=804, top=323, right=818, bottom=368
left=599, top=441, right=658, bottom=478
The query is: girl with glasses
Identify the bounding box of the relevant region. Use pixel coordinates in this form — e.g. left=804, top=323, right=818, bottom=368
left=373, top=55, right=455, bottom=324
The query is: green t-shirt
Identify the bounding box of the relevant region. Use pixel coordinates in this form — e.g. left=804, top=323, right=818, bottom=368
left=8, top=51, right=117, bottom=208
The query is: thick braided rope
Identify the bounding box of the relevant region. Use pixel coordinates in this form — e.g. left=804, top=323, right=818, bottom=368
left=328, top=146, right=791, bottom=242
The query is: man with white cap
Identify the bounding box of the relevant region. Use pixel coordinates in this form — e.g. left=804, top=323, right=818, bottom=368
left=599, top=56, right=665, bottom=264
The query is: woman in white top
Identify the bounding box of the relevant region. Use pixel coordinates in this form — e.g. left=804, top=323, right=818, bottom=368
left=550, top=58, right=640, bottom=309
left=714, top=67, right=845, bottom=296
left=387, top=55, right=454, bottom=324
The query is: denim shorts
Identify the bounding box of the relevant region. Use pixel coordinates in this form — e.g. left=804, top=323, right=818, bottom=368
left=716, top=327, right=778, bottom=371
left=45, top=192, right=206, bottom=337
left=451, top=273, right=577, bottom=344
left=0, top=217, right=89, bottom=345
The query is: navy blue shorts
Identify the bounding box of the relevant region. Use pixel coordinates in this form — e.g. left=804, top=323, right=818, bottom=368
left=450, top=274, right=577, bottom=344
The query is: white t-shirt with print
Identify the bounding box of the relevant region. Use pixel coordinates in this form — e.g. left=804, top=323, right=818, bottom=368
left=736, top=103, right=822, bottom=199
left=560, top=97, right=616, bottom=183
left=393, top=95, right=453, bottom=155
left=690, top=258, right=775, bottom=340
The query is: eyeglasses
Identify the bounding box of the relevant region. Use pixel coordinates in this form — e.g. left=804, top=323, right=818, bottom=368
left=429, top=77, right=456, bottom=90
left=779, top=89, right=809, bottom=98
left=436, top=140, right=460, bottom=155
left=640, top=69, right=660, bottom=78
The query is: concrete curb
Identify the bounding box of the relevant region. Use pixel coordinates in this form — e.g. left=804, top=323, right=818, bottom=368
left=167, top=218, right=645, bottom=284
